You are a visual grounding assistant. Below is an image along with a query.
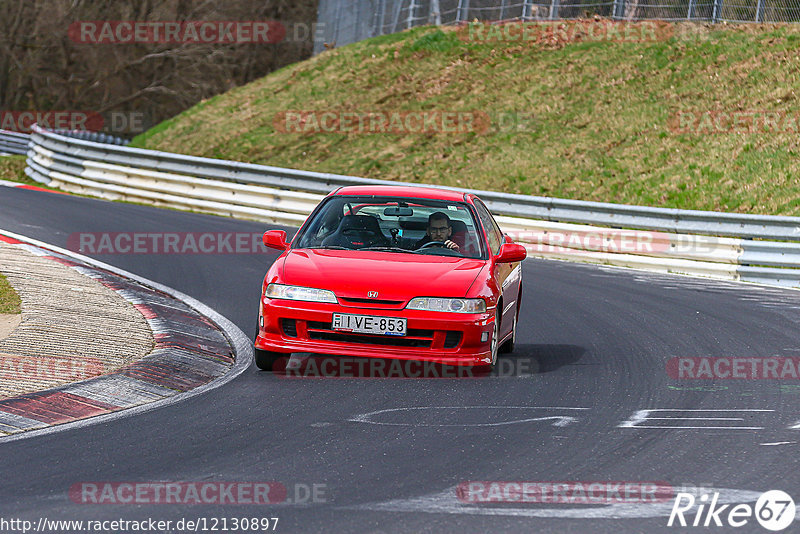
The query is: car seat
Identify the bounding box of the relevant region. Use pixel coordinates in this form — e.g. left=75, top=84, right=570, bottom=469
left=450, top=219, right=476, bottom=253
left=321, top=215, right=390, bottom=249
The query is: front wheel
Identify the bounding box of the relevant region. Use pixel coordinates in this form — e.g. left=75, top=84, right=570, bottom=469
left=254, top=348, right=284, bottom=371
left=500, top=306, right=517, bottom=354
left=489, top=310, right=500, bottom=368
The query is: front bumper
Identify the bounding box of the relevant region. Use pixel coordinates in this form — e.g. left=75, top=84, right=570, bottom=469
left=255, top=298, right=495, bottom=366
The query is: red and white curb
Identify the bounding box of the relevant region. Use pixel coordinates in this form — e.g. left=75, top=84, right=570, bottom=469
left=0, top=229, right=251, bottom=441
left=0, top=177, right=67, bottom=195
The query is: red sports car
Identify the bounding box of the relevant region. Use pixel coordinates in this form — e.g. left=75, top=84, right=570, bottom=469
left=254, top=185, right=526, bottom=371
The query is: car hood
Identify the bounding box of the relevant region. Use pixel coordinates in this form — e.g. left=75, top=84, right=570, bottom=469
left=282, top=249, right=486, bottom=301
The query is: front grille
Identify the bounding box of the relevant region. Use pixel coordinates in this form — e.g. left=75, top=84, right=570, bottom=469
left=308, top=331, right=432, bottom=347
left=281, top=318, right=298, bottom=337
left=340, top=297, right=404, bottom=306
left=307, top=321, right=434, bottom=348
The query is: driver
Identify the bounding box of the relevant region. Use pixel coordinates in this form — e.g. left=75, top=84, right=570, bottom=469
left=414, top=212, right=460, bottom=251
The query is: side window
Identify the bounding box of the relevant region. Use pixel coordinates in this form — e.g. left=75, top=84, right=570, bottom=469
left=474, top=200, right=503, bottom=255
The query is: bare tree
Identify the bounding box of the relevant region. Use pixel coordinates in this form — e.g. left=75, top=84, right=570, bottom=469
left=0, top=0, right=317, bottom=134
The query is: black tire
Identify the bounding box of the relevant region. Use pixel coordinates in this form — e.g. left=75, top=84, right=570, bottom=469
left=254, top=317, right=286, bottom=371
left=500, top=306, right=517, bottom=354
left=489, top=309, right=500, bottom=368
left=254, top=348, right=283, bottom=371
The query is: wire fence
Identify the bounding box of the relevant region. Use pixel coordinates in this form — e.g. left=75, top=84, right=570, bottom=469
left=315, top=0, right=800, bottom=51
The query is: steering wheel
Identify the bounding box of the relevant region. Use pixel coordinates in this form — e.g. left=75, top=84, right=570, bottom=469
left=420, top=241, right=448, bottom=249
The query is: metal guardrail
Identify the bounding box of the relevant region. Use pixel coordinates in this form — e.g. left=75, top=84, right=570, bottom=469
left=1, top=129, right=127, bottom=156
left=49, top=130, right=129, bottom=146
left=0, top=130, right=31, bottom=156
left=25, top=125, right=800, bottom=288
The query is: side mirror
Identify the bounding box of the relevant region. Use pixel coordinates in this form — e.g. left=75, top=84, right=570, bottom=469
left=263, top=230, right=289, bottom=251
left=496, top=242, right=527, bottom=263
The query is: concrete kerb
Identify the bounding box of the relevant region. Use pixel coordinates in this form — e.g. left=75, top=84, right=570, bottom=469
left=0, top=229, right=252, bottom=443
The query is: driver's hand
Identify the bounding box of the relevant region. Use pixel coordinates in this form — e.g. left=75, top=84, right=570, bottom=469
left=444, top=240, right=460, bottom=250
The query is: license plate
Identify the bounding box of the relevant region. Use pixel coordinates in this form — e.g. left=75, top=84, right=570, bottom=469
left=332, top=313, right=407, bottom=336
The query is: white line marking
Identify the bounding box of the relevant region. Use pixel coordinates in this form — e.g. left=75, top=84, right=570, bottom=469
left=622, top=426, right=764, bottom=429
left=619, top=409, right=772, bottom=430
left=348, top=406, right=588, bottom=427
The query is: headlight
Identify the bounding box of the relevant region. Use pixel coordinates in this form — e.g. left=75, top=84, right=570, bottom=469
left=405, top=297, right=486, bottom=313
left=265, top=283, right=338, bottom=303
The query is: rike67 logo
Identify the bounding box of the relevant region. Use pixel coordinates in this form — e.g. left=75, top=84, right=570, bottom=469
left=668, top=490, right=795, bottom=531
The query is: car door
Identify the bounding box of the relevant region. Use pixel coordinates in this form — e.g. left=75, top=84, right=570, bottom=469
left=473, top=199, right=521, bottom=340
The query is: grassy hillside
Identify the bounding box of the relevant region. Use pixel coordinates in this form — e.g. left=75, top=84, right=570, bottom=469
left=132, top=21, right=800, bottom=215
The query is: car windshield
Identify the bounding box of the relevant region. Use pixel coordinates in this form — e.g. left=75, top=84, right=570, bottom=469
left=293, top=195, right=484, bottom=259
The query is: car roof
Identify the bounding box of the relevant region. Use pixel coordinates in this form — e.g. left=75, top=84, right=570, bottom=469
left=332, top=185, right=469, bottom=203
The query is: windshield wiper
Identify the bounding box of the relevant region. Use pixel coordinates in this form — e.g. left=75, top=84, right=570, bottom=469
left=360, top=246, right=413, bottom=253
left=310, top=245, right=350, bottom=250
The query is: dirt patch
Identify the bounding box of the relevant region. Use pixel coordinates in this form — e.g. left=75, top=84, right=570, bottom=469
left=0, top=243, right=154, bottom=398
left=0, top=314, right=21, bottom=341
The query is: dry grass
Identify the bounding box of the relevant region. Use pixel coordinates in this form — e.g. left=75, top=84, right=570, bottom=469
left=0, top=156, right=30, bottom=184
left=132, top=21, right=800, bottom=215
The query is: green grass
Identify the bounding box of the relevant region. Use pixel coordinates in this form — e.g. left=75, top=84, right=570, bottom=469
left=0, top=156, right=35, bottom=185
left=123, top=20, right=799, bottom=215
left=0, top=273, right=20, bottom=314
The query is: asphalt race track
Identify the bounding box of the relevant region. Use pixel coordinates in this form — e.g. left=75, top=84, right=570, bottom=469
left=1, top=186, right=800, bottom=533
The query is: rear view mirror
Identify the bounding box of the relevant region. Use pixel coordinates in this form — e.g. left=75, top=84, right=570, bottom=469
left=384, top=206, right=414, bottom=217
